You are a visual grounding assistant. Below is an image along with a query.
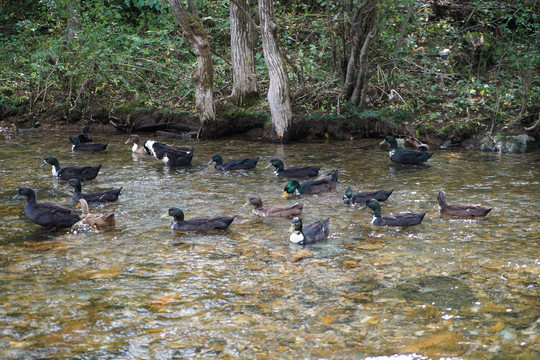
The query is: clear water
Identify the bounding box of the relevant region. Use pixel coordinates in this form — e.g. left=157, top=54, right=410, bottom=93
left=1, top=131, right=538, bottom=359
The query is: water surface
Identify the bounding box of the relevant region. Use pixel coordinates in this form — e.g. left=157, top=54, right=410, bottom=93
left=0, top=131, right=538, bottom=359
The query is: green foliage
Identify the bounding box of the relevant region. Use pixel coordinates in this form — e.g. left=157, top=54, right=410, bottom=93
left=0, top=0, right=538, bottom=139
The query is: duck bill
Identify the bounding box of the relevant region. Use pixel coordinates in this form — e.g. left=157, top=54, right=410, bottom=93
left=12, top=194, right=22, bottom=199
left=242, top=201, right=250, bottom=207
left=265, top=163, right=273, bottom=169
left=40, top=161, right=47, bottom=167
left=160, top=212, right=170, bottom=219
left=207, top=159, right=214, bottom=166
left=124, top=139, right=131, bottom=144
left=282, top=191, right=289, bottom=198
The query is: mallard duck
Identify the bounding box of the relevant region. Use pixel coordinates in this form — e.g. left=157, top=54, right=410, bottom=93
left=41, top=156, right=101, bottom=181
left=66, top=178, right=122, bottom=203
left=13, top=187, right=80, bottom=229
left=268, top=158, right=320, bottom=178
left=244, top=195, right=304, bottom=218
left=76, top=199, right=116, bottom=231
left=69, top=136, right=107, bottom=152
left=77, top=125, right=94, bottom=143
left=343, top=187, right=394, bottom=205
left=289, top=217, right=330, bottom=245
left=161, top=207, right=235, bottom=231
left=144, top=140, right=194, bottom=166
left=125, top=134, right=145, bottom=154
left=437, top=190, right=493, bottom=217
left=209, top=155, right=259, bottom=170
left=384, top=135, right=433, bottom=165
left=365, top=198, right=426, bottom=226
left=283, top=170, right=339, bottom=196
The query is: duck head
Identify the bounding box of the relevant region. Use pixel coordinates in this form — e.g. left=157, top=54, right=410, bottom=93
left=13, top=187, right=36, bottom=200
left=65, top=178, right=82, bottom=192
left=343, top=187, right=354, bottom=204
left=68, top=136, right=81, bottom=145
left=384, top=136, right=399, bottom=150
left=269, top=158, right=285, bottom=171
left=365, top=198, right=382, bottom=218
left=283, top=180, right=300, bottom=197
left=244, top=195, right=263, bottom=208
left=209, top=155, right=223, bottom=165
left=161, top=207, right=185, bottom=222
left=289, top=217, right=305, bottom=244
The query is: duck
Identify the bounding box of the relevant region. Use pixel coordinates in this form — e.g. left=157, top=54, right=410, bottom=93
left=289, top=217, right=330, bottom=245
left=161, top=207, right=235, bottom=231
left=437, top=190, right=493, bottom=217
left=283, top=170, right=339, bottom=196
left=76, top=199, right=116, bottom=231
left=209, top=155, right=259, bottom=170
left=268, top=158, right=320, bottom=178
left=343, top=187, right=394, bottom=205
left=143, top=140, right=194, bottom=166
left=41, top=156, right=101, bottom=181
left=77, top=125, right=94, bottom=143
left=244, top=195, right=304, bottom=218
left=383, top=135, right=433, bottom=165
left=69, top=136, right=107, bottom=152
left=65, top=178, right=122, bottom=203
left=13, top=187, right=80, bottom=229
left=365, top=198, right=426, bottom=226
left=125, top=134, right=145, bottom=154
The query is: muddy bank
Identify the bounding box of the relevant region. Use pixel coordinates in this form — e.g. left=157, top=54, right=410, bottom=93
left=1, top=104, right=538, bottom=151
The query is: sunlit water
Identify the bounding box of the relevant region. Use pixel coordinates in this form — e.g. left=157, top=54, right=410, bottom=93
left=0, top=131, right=538, bottom=359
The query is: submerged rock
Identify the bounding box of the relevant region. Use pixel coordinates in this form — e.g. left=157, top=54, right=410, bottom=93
left=480, top=134, right=538, bottom=153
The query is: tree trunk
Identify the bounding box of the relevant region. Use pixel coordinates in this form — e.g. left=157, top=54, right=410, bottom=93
left=168, top=0, right=216, bottom=135
left=258, top=0, right=292, bottom=142
left=65, top=0, right=81, bottom=43
left=230, top=0, right=259, bottom=107
left=339, top=0, right=379, bottom=107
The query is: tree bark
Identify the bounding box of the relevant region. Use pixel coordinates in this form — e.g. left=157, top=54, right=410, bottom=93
left=168, top=0, right=216, bottom=134
left=230, top=0, right=259, bottom=107
left=258, top=0, right=292, bottom=142
left=339, top=0, right=379, bottom=107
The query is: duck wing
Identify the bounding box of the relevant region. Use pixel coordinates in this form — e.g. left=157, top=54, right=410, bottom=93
left=445, top=203, right=493, bottom=217
left=176, top=216, right=235, bottom=231
left=259, top=202, right=304, bottom=218
left=81, top=187, right=122, bottom=203
left=26, top=202, right=80, bottom=228
left=391, top=150, right=432, bottom=164
left=277, top=166, right=320, bottom=178
left=302, top=218, right=330, bottom=244
left=59, top=165, right=101, bottom=181
left=380, top=212, right=426, bottom=226
left=221, top=157, right=259, bottom=170
left=352, top=189, right=394, bottom=203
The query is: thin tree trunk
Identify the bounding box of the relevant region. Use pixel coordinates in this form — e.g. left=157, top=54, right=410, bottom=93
left=230, top=0, right=259, bottom=107
left=168, top=0, right=216, bottom=133
left=259, top=0, right=292, bottom=141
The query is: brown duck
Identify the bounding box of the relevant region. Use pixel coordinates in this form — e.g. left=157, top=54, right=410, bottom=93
left=437, top=190, right=493, bottom=217
left=244, top=195, right=304, bottom=218
left=77, top=199, right=116, bottom=231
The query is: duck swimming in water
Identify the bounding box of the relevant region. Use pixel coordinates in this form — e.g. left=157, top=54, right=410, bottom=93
left=383, top=136, right=433, bottom=165
left=125, top=135, right=146, bottom=155
left=77, top=125, right=94, bottom=143
left=437, top=190, right=493, bottom=217
left=209, top=155, right=259, bottom=170
left=42, top=156, right=101, bottom=181
left=289, top=217, right=330, bottom=245
left=144, top=140, right=194, bottom=166
left=13, top=187, right=80, bottom=229
left=365, top=198, right=426, bottom=226
left=268, top=158, right=320, bottom=178
left=342, top=187, right=394, bottom=205
left=283, top=170, right=339, bottom=196
left=161, top=207, right=235, bottom=231
left=76, top=199, right=116, bottom=231
left=244, top=195, right=304, bottom=218
left=69, top=136, right=107, bottom=152
left=66, top=178, right=122, bottom=203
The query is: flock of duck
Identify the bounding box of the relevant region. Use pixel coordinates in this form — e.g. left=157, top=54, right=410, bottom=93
left=13, top=129, right=493, bottom=244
